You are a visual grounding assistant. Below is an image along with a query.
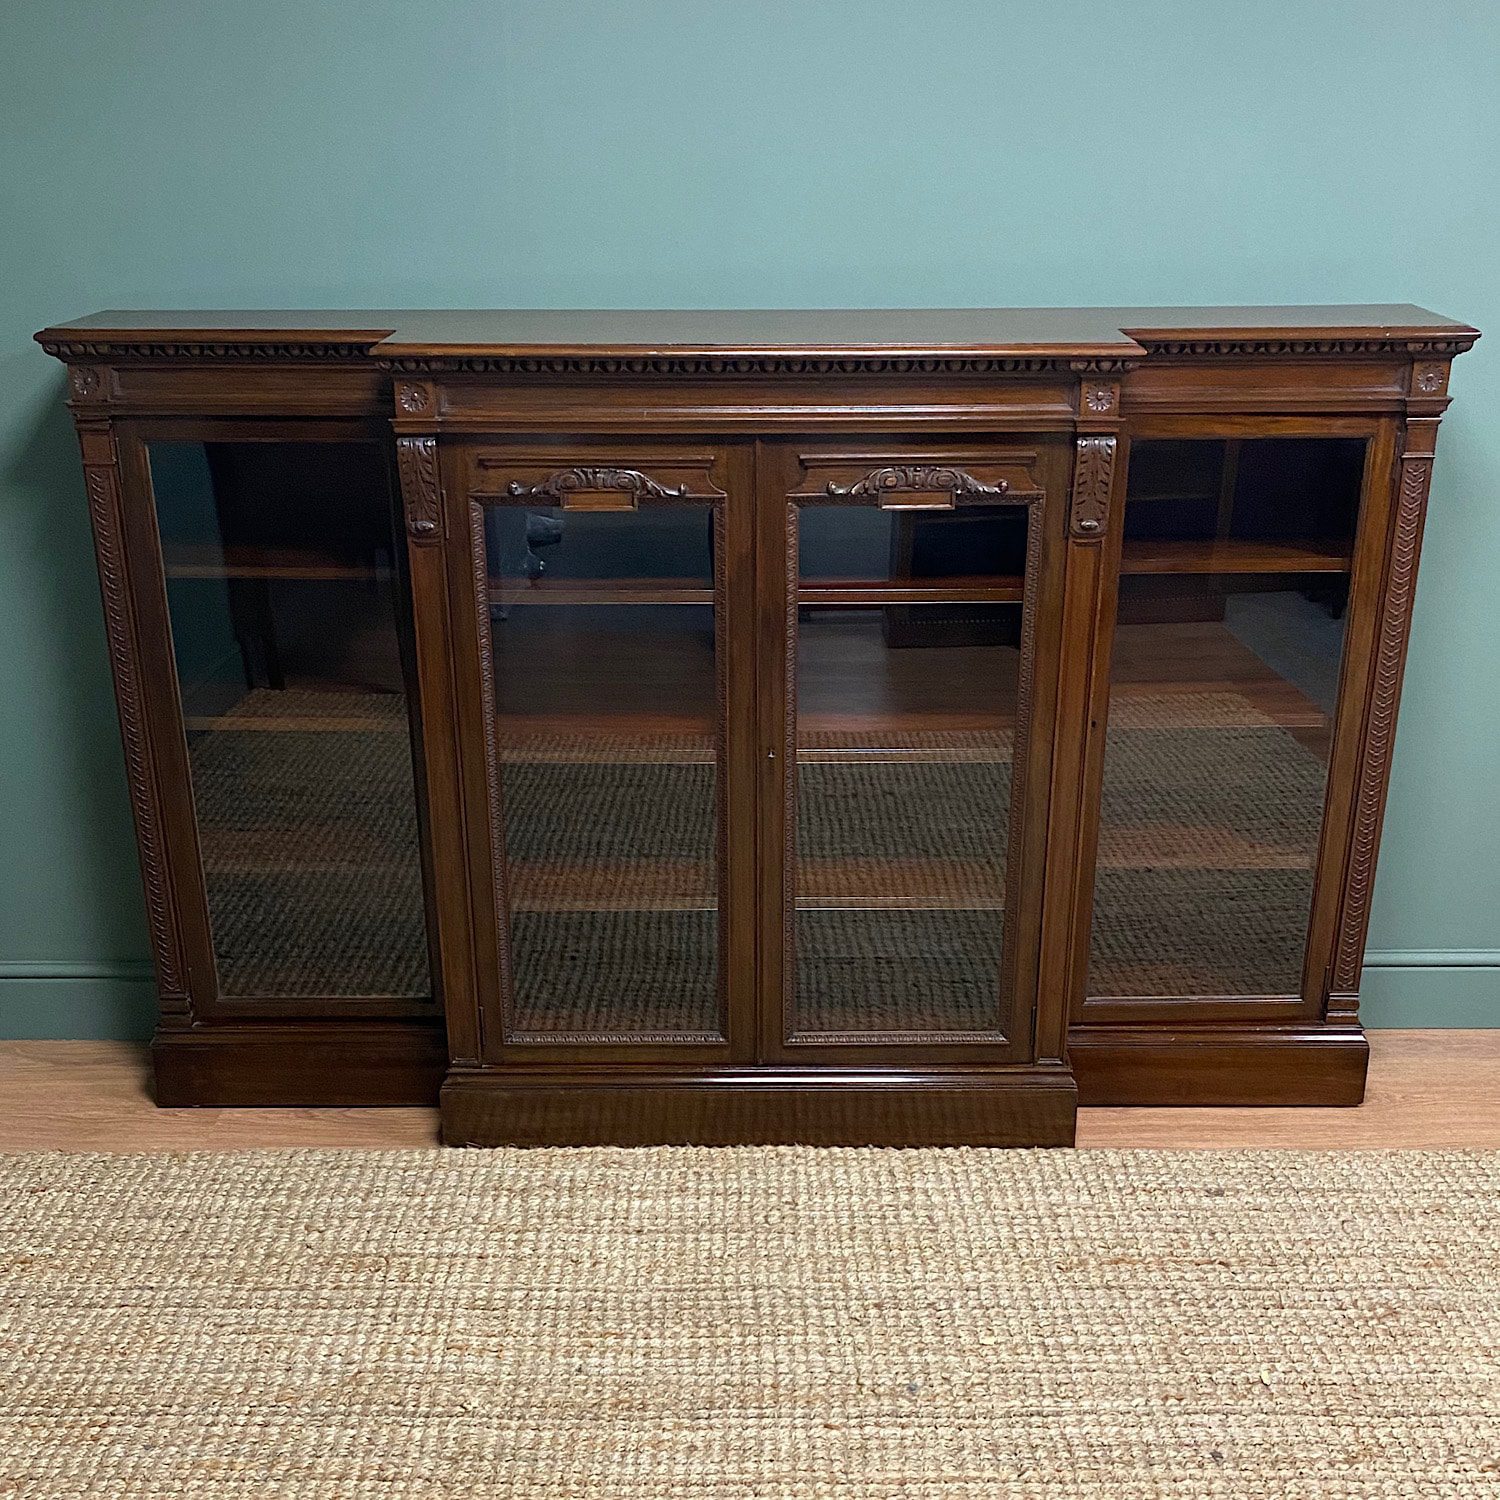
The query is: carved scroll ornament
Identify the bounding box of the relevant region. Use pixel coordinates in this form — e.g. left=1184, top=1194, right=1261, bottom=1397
left=504, top=467, right=693, bottom=510
left=824, top=465, right=1009, bottom=507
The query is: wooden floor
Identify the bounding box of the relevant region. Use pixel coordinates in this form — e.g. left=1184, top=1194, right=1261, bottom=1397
left=0, top=1032, right=1496, bottom=1150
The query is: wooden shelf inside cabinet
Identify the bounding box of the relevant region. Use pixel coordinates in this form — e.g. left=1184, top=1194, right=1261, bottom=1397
left=162, top=543, right=390, bottom=581
left=799, top=577, right=1025, bottom=605
left=508, top=859, right=716, bottom=912
left=506, top=854, right=1017, bottom=914
left=1094, top=830, right=1318, bottom=873
left=1120, top=538, right=1352, bottom=575
left=184, top=711, right=406, bottom=734
left=197, top=848, right=418, bottom=877
left=494, top=718, right=717, bottom=763
left=489, top=577, right=714, bottom=606
left=797, top=858, right=1005, bottom=910
left=1124, top=489, right=1221, bottom=505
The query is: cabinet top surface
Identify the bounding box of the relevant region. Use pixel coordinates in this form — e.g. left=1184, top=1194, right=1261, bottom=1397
left=36, top=305, right=1478, bottom=358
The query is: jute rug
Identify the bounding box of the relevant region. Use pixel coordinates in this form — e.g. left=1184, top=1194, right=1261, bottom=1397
left=3, top=1148, right=1496, bottom=1497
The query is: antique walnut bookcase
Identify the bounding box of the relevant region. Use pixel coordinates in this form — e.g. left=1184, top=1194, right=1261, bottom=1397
left=37, top=307, right=1477, bottom=1145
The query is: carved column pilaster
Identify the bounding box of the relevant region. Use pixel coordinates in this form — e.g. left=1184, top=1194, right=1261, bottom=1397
left=1331, top=410, right=1442, bottom=993
left=75, top=412, right=190, bottom=1016
left=1034, top=373, right=1135, bottom=1058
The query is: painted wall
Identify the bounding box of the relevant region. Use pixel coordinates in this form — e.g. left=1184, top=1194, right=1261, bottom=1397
left=2, top=0, right=1497, bottom=1036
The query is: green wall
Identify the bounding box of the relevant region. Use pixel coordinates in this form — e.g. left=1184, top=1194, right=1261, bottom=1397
left=2, top=0, right=1497, bottom=1037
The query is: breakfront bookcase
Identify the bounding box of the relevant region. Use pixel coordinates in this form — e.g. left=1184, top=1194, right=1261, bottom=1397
left=38, top=307, right=1476, bottom=1145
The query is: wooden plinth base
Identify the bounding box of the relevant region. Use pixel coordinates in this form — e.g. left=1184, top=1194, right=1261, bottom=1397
left=440, top=1066, right=1078, bottom=1147
left=152, top=1022, right=446, bottom=1108
left=149, top=1022, right=1368, bottom=1115
left=1070, top=1023, right=1369, bottom=1106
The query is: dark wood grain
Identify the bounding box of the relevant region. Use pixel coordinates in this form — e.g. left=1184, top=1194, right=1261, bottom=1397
left=441, top=1067, right=1077, bottom=1148
left=37, top=308, right=1477, bottom=1132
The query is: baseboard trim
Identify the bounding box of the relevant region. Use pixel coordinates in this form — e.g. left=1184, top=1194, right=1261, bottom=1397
left=1358, top=959, right=1500, bottom=1027
left=1069, top=1024, right=1369, bottom=1107
left=0, top=961, right=156, bottom=981
left=0, top=964, right=157, bottom=1040
left=1365, top=948, right=1500, bottom=968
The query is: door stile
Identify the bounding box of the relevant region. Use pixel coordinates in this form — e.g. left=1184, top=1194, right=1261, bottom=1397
left=720, top=442, right=761, bottom=1066
left=754, top=441, right=793, bottom=1067
left=1045, top=416, right=1134, bottom=1051
left=396, top=434, right=483, bottom=1064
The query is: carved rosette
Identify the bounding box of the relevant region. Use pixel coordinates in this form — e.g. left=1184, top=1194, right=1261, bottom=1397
left=824, top=465, right=1008, bottom=501
left=1412, top=362, right=1448, bottom=397
left=1332, top=448, right=1433, bottom=990
left=80, top=431, right=188, bottom=1010
left=396, top=437, right=442, bottom=543
left=396, top=381, right=432, bottom=414
left=505, top=467, right=691, bottom=503
left=1070, top=436, right=1116, bottom=539
left=68, top=364, right=106, bottom=402
left=1083, top=383, right=1116, bottom=414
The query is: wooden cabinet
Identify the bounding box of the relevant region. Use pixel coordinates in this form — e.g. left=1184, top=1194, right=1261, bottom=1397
left=37, top=307, right=1478, bottom=1141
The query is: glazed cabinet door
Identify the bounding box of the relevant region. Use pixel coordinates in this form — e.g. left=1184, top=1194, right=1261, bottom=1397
left=757, top=440, right=1071, bottom=1064
left=413, top=440, right=757, bottom=1064
left=121, top=421, right=438, bottom=1021
left=1080, top=427, right=1392, bottom=1020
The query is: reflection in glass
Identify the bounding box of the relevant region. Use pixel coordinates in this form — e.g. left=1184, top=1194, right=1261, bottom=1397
left=1089, top=438, right=1363, bottom=997
left=790, top=503, right=1028, bottom=1038
left=149, top=441, right=429, bottom=998
left=483, top=504, right=721, bottom=1039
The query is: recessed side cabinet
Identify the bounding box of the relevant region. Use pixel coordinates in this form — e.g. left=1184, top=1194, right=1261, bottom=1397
left=38, top=308, right=1477, bottom=1130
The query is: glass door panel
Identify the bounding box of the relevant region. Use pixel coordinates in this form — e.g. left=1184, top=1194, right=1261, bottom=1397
left=147, top=439, right=431, bottom=1003
left=1089, top=437, right=1365, bottom=998
left=474, top=476, right=729, bottom=1043
left=782, top=465, right=1043, bottom=1046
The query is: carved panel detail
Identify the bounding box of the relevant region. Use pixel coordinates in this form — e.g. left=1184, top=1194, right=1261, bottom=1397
left=469, top=502, right=517, bottom=1040
left=84, top=446, right=187, bottom=1009
left=381, top=354, right=1139, bottom=378
left=396, top=437, right=442, bottom=543
left=824, top=465, right=1008, bottom=501
left=41, top=340, right=376, bottom=361
left=1139, top=338, right=1474, bottom=359
left=1083, top=383, right=1116, bottom=413
left=1071, top=436, right=1116, bottom=539
left=504, top=467, right=692, bottom=504
left=1333, top=452, right=1433, bottom=990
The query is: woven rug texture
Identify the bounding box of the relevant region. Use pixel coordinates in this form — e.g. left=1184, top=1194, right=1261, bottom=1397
left=2, top=1147, right=1496, bottom=1498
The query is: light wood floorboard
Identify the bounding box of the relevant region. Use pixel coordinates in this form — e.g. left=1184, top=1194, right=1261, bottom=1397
left=0, top=1031, right=1494, bottom=1151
